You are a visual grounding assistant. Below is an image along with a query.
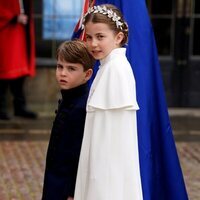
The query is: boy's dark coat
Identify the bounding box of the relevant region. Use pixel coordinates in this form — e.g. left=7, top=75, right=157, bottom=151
left=42, top=84, right=89, bottom=200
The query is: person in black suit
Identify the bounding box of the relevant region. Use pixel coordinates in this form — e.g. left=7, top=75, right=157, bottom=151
left=41, top=40, right=95, bottom=200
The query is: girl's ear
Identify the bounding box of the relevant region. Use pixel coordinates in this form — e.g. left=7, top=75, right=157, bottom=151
left=115, top=32, right=124, bottom=46
left=85, top=69, right=93, bottom=81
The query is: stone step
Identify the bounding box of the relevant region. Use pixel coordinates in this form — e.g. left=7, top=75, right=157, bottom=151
left=0, top=114, right=52, bottom=141
left=0, top=109, right=200, bottom=142
left=169, top=108, right=200, bottom=131
left=1, top=109, right=200, bottom=131
left=0, top=114, right=53, bottom=130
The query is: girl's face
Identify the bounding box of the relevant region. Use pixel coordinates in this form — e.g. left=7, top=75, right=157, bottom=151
left=56, top=57, right=92, bottom=90
left=85, top=22, right=123, bottom=60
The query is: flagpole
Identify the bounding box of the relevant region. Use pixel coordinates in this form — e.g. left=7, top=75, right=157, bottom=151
left=19, top=0, right=25, bottom=14
left=89, top=0, right=95, bottom=7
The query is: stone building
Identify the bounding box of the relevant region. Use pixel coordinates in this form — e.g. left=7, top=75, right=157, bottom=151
left=29, top=0, right=200, bottom=113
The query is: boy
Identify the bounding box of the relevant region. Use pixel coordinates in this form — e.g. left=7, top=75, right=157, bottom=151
left=41, top=40, right=95, bottom=200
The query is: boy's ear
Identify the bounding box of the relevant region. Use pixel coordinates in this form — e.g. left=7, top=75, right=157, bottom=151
left=85, top=69, right=93, bottom=81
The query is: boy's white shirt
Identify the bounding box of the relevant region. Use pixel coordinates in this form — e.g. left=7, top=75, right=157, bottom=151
left=74, top=48, right=143, bottom=200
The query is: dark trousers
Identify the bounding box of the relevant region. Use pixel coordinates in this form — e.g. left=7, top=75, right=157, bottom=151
left=0, top=77, right=27, bottom=114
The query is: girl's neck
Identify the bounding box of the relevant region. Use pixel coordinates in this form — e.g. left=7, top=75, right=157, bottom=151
left=100, top=48, right=126, bottom=65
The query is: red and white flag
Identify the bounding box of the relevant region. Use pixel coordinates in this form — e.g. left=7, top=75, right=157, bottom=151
left=72, top=0, right=95, bottom=40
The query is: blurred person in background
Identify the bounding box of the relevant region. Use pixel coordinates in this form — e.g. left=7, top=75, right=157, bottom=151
left=0, top=0, right=37, bottom=120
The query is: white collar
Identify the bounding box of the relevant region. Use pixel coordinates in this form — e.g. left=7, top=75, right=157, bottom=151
left=100, top=48, right=126, bottom=66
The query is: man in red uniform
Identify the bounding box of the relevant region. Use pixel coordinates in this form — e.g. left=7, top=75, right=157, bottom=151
left=0, top=0, right=37, bottom=120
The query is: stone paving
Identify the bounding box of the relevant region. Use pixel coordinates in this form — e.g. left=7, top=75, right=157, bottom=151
left=0, top=141, right=47, bottom=200
left=178, top=142, right=200, bottom=200
left=0, top=140, right=199, bottom=199
left=0, top=114, right=200, bottom=200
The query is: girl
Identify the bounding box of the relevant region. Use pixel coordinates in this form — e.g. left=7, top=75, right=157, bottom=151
left=74, top=4, right=143, bottom=200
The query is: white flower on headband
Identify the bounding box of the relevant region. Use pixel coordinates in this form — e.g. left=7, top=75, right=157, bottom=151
left=82, top=5, right=123, bottom=30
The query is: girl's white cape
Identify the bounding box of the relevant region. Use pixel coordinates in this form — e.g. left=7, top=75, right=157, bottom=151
left=74, top=48, right=143, bottom=200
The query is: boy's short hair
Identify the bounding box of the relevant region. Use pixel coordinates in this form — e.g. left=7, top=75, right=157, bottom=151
left=56, top=39, right=95, bottom=71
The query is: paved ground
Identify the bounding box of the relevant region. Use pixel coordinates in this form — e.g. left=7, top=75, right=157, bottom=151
left=0, top=141, right=199, bottom=200
left=0, top=111, right=200, bottom=200
left=0, top=141, right=47, bottom=200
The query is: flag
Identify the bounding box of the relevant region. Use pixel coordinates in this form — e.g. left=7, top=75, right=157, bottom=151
left=72, top=0, right=188, bottom=199
left=72, top=0, right=95, bottom=39
left=71, top=0, right=89, bottom=39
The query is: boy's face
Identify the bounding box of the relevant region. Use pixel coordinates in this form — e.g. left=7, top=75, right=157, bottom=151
left=56, top=57, right=92, bottom=90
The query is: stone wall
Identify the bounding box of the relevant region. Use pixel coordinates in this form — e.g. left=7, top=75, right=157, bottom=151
left=7, top=67, right=60, bottom=116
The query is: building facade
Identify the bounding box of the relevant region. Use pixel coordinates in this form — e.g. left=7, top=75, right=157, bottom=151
left=33, top=0, right=200, bottom=107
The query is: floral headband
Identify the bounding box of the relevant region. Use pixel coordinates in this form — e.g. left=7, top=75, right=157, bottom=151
left=82, top=5, right=124, bottom=30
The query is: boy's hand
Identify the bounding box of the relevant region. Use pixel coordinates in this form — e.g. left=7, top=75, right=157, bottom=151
left=67, top=197, right=74, bottom=200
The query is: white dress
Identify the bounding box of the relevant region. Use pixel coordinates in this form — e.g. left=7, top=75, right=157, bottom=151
left=74, top=48, right=143, bottom=200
